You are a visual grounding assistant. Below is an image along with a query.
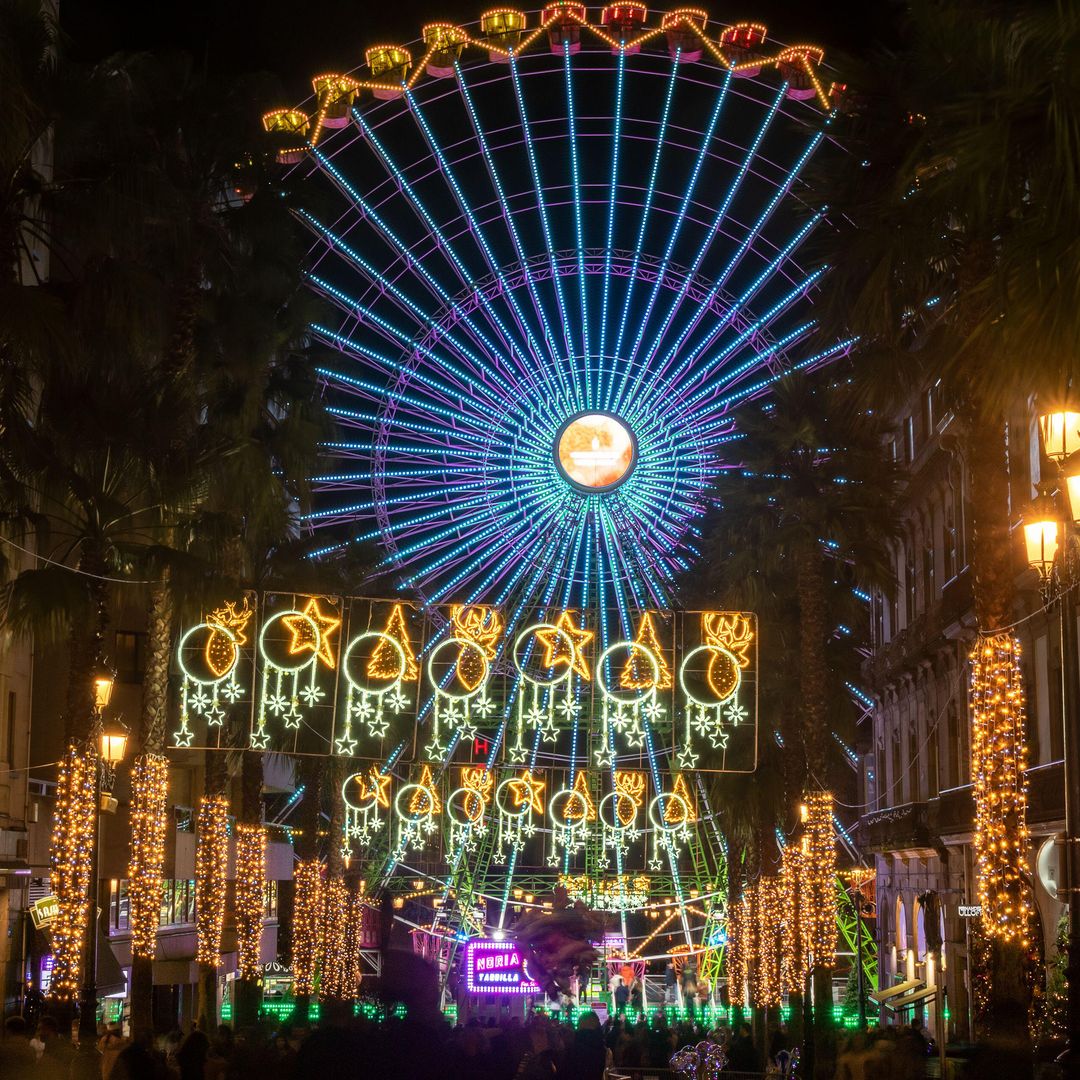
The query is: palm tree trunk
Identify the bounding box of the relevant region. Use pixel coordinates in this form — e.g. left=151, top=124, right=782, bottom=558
left=794, top=541, right=829, bottom=783
left=129, top=576, right=173, bottom=1034
left=233, top=750, right=265, bottom=1028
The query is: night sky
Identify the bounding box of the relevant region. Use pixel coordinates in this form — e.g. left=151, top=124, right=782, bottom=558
left=61, top=1, right=903, bottom=99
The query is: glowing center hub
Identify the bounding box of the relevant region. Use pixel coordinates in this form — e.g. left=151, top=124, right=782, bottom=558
left=555, top=413, right=636, bottom=491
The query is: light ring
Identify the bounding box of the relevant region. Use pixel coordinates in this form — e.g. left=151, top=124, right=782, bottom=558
left=648, top=792, right=691, bottom=832
left=548, top=787, right=591, bottom=828
left=599, top=790, right=641, bottom=831
left=259, top=610, right=321, bottom=674
left=178, top=623, right=239, bottom=685
left=495, top=777, right=533, bottom=819
left=595, top=641, right=661, bottom=703
left=679, top=644, right=742, bottom=706
left=343, top=631, right=407, bottom=695
left=447, top=786, right=488, bottom=827
left=395, top=782, right=437, bottom=822
left=427, top=637, right=490, bottom=700
left=513, top=623, right=576, bottom=686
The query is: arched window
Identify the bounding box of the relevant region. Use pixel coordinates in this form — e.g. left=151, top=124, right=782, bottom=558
left=896, top=897, right=908, bottom=956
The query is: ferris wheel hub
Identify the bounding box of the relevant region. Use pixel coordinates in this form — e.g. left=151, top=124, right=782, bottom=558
left=554, top=411, right=636, bottom=492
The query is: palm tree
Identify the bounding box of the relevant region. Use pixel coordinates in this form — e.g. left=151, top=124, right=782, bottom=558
left=685, top=372, right=899, bottom=1076
left=812, top=0, right=1080, bottom=1038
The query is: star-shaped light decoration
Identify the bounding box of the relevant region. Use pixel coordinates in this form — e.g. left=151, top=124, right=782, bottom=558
left=282, top=597, right=341, bottom=668
left=205, top=704, right=226, bottom=727
left=249, top=727, right=271, bottom=750
left=425, top=736, right=447, bottom=761
left=508, top=770, right=546, bottom=816
left=366, top=714, right=390, bottom=738
left=354, top=767, right=391, bottom=809
left=594, top=746, right=614, bottom=768
left=282, top=705, right=303, bottom=730
left=173, top=725, right=194, bottom=748
left=534, top=611, right=594, bottom=680
left=335, top=733, right=358, bottom=756
left=624, top=725, right=647, bottom=750
left=708, top=728, right=731, bottom=750
left=508, top=744, right=528, bottom=765
left=540, top=719, right=559, bottom=743
left=458, top=719, right=478, bottom=743
left=676, top=745, right=700, bottom=770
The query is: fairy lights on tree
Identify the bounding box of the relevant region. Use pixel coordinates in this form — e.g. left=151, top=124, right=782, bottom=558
left=970, top=632, right=1031, bottom=943
left=292, top=859, right=324, bottom=996
left=803, top=791, right=838, bottom=969
left=235, top=823, right=267, bottom=980
left=48, top=745, right=98, bottom=998
left=320, top=877, right=353, bottom=1000
left=195, top=795, right=230, bottom=968
left=128, top=754, right=170, bottom=960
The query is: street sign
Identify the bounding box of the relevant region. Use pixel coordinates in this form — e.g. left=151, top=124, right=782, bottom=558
left=958, top=904, right=982, bottom=918
left=30, top=896, right=59, bottom=931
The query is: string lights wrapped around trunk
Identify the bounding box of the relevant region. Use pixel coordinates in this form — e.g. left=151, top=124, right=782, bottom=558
left=725, top=890, right=749, bottom=1007
left=319, top=877, right=353, bottom=1000
left=804, top=791, right=838, bottom=969
left=235, top=823, right=267, bottom=980
left=970, top=632, right=1031, bottom=943
left=49, top=744, right=98, bottom=998
left=292, top=858, right=324, bottom=996
left=749, top=876, right=783, bottom=1007
left=128, top=754, right=170, bottom=959
left=781, top=843, right=809, bottom=993
left=195, top=795, right=230, bottom=967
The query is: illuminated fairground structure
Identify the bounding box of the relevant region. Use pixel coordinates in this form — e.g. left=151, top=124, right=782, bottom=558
left=177, top=5, right=877, bottom=1011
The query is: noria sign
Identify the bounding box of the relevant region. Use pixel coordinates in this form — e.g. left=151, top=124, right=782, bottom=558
left=464, top=940, right=541, bottom=995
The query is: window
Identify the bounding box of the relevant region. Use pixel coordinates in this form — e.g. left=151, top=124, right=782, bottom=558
left=905, top=545, right=917, bottom=624
left=873, top=591, right=885, bottom=646
left=923, top=537, right=935, bottom=605
left=891, top=733, right=901, bottom=808
left=264, top=880, right=279, bottom=919
left=904, top=416, right=916, bottom=463
left=942, top=498, right=959, bottom=583
left=927, top=722, right=939, bottom=798
left=908, top=725, right=919, bottom=801
left=927, top=380, right=946, bottom=432
left=114, top=631, right=146, bottom=684
left=4, top=690, right=14, bottom=765
left=945, top=702, right=959, bottom=788
left=109, top=880, right=130, bottom=933
left=156, top=880, right=195, bottom=927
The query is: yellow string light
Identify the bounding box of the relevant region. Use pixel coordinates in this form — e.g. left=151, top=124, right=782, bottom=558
left=49, top=743, right=98, bottom=999
left=804, top=791, right=838, bottom=968
left=128, top=754, right=169, bottom=959
left=292, top=858, right=324, bottom=996
left=235, top=823, right=267, bottom=980
left=195, top=795, right=230, bottom=968
left=970, top=632, right=1031, bottom=944
left=781, top=843, right=808, bottom=993
left=319, top=877, right=353, bottom=1000
left=749, top=876, right=783, bottom=1007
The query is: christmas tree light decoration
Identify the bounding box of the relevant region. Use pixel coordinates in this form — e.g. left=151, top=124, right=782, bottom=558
left=338, top=625, right=411, bottom=754
left=395, top=764, right=442, bottom=851
left=549, top=770, right=596, bottom=858
left=235, top=823, right=267, bottom=981
left=48, top=744, right=98, bottom=998
left=254, top=597, right=341, bottom=748
left=596, top=638, right=663, bottom=762
left=128, top=754, right=169, bottom=960
left=320, top=877, right=352, bottom=1000
left=175, top=597, right=254, bottom=746
left=803, top=791, right=838, bottom=968
left=292, top=859, right=324, bottom=997
left=648, top=775, right=694, bottom=869
left=970, top=632, right=1031, bottom=943
left=619, top=612, right=672, bottom=690
left=447, top=766, right=494, bottom=852
left=494, top=770, right=546, bottom=861
left=195, top=795, right=230, bottom=968
left=450, top=605, right=503, bottom=690
left=343, top=766, right=391, bottom=851
left=367, top=603, right=419, bottom=682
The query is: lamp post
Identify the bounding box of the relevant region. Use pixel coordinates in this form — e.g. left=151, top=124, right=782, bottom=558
left=77, top=668, right=127, bottom=1047
left=1027, top=409, right=1080, bottom=1079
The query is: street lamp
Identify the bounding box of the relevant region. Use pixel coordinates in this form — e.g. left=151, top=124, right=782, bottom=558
left=1031, top=408, right=1080, bottom=1080
left=78, top=667, right=125, bottom=1049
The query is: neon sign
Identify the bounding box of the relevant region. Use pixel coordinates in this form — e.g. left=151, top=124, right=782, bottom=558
left=464, top=939, right=541, bottom=995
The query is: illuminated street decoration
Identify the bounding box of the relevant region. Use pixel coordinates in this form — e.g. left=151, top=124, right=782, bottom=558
left=549, top=770, right=596, bottom=858
left=464, top=939, right=541, bottom=994
left=395, top=763, right=442, bottom=852
left=599, top=770, right=646, bottom=859
left=339, top=630, right=409, bottom=755
left=174, top=597, right=254, bottom=748
left=368, top=603, right=419, bottom=681
left=494, top=769, right=546, bottom=862
left=343, top=765, right=391, bottom=848
left=252, top=595, right=342, bottom=751
left=447, top=766, right=493, bottom=853
left=620, top=612, right=672, bottom=691
left=596, top=639, right=662, bottom=763
left=648, top=774, right=695, bottom=869
left=508, top=619, right=580, bottom=763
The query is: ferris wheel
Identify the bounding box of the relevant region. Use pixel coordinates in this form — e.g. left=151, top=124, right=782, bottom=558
left=269, top=5, right=851, bottom=646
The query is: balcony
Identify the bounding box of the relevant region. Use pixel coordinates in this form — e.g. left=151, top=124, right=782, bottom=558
left=859, top=802, right=937, bottom=858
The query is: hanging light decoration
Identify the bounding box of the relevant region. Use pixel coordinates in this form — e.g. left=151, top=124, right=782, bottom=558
left=49, top=744, right=98, bottom=998
left=970, top=632, right=1031, bottom=943
left=803, top=791, right=838, bottom=968
left=195, top=795, right=230, bottom=968
left=292, top=858, right=324, bottom=996
left=235, top=823, right=267, bottom=980
left=128, top=754, right=170, bottom=960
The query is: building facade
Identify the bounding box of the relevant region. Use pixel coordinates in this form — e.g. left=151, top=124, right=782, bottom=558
left=858, top=386, right=1066, bottom=1041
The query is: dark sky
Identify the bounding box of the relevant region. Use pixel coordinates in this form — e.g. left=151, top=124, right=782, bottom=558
left=61, top=1, right=902, bottom=99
